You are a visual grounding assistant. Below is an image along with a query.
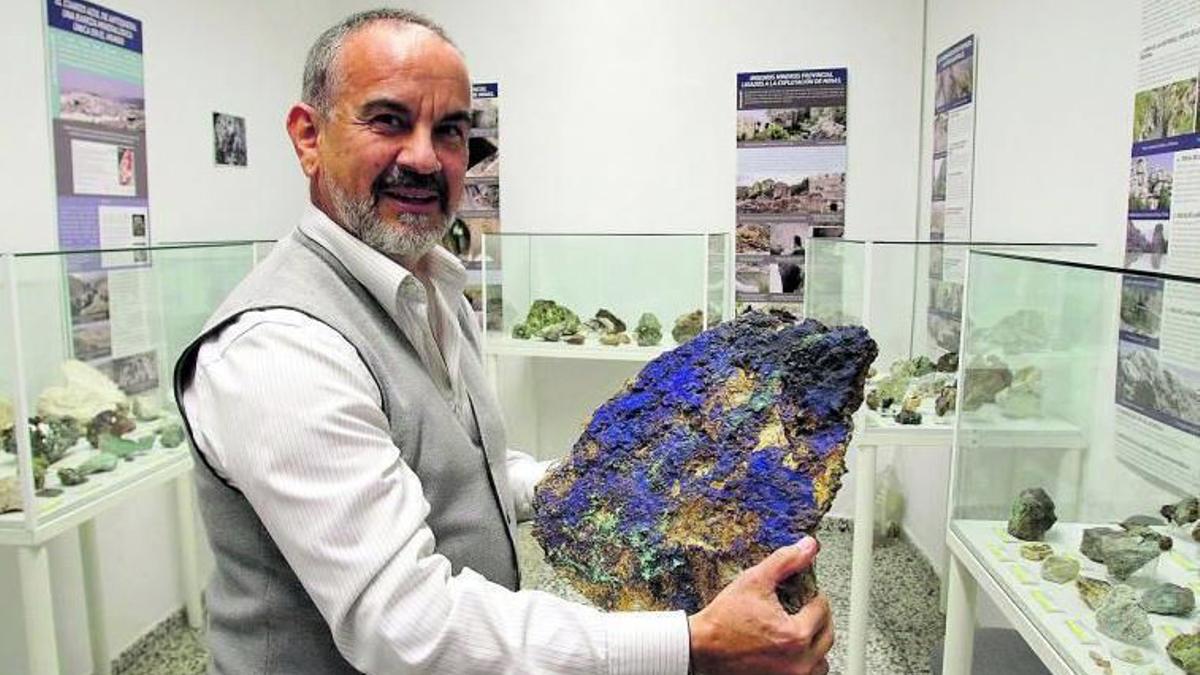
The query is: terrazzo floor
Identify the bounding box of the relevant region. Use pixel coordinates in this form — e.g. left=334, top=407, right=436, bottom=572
left=113, top=517, right=945, bottom=674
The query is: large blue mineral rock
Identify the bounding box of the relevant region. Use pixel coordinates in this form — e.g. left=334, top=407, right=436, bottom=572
left=533, top=311, right=877, bottom=613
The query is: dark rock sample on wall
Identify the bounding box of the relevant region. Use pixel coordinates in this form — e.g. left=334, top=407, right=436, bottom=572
left=533, top=311, right=877, bottom=613
left=1006, top=487, right=1056, bottom=541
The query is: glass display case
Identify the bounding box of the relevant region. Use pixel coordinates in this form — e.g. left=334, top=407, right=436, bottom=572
left=481, top=232, right=732, bottom=361
left=0, top=241, right=259, bottom=544
left=944, top=249, right=1200, bottom=674
left=805, top=239, right=1095, bottom=433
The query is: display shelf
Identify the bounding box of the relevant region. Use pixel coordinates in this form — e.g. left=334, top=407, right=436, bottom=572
left=951, top=520, right=1197, bottom=675
left=484, top=335, right=673, bottom=363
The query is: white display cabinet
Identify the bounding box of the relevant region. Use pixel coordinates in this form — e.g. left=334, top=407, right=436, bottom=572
left=0, top=241, right=263, bottom=675
left=943, top=248, right=1200, bottom=675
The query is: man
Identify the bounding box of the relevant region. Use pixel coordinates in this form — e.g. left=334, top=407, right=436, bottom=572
left=175, top=9, right=833, bottom=674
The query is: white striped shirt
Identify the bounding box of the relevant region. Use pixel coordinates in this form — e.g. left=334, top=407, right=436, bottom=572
left=180, top=204, right=690, bottom=674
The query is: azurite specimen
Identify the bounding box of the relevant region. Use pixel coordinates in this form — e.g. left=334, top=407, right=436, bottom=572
left=533, top=311, right=877, bottom=613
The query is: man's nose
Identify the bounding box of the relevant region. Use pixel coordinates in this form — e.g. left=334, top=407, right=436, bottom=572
left=396, top=130, right=442, bottom=175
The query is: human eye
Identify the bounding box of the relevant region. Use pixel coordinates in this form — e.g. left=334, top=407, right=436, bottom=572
left=368, top=113, right=408, bottom=133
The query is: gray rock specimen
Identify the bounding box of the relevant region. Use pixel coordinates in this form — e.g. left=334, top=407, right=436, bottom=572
left=1168, top=633, right=1200, bottom=675
left=599, top=332, right=631, bottom=346
left=636, top=313, right=662, bottom=347
left=158, top=423, right=186, bottom=449
left=1096, top=584, right=1152, bottom=644
left=1139, top=583, right=1195, bottom=616
left=1101, top=532, right=1165, bottom=581
left=671, top=310, right=703, bottom=344
left=1120, top=514, right=1165, bottom=528
left=962, top=355, right=1013, bottom=411
left=1081, top=526, right=1123, bottom=563
left=564, top=334, right=585, bottom=345
left=935, top=386, right=956, bottom=417
left=1007, top=488, right=1056, bottom=541
left=1163, top=496, right=1200, bottom=525
left=1019, top=542, right=1053, bottom=561
left=593, top=309, right=626, bottom=334
left=935, top=351, right=958, bottom=373
left=1040, top=555, right=1079, bottom=584
left=1077, top=576, right=1113, bottom=610
left=28, top=416, right=82, bottom=463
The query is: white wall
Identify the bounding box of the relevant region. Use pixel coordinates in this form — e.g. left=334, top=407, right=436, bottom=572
left=0, top=1, right=345, bottom=672
left=898, top=0, right=1141, bottom=627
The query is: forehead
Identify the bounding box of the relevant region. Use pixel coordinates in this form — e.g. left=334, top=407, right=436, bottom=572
left=334, top=23, right=470, bottom=109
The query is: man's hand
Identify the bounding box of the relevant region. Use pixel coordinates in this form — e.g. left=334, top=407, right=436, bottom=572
left=687, top=538, right=833, bottom=675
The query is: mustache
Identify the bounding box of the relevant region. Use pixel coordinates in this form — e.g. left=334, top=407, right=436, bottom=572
left=372, top=165, right=450, bottom=212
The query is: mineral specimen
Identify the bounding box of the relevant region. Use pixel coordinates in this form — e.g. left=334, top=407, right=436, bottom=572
left=1019, top=542, right=1053, bottom=561
left=86, top=409, right=135, bottom=448
left=28, top=416, right=82, bottom=463
left=1101, top=533, right=1162, bottom=581
left=564, top=333, right=585, bottom=345
left=894, top=409, right=922, bottom=425
left=533, top=311, right=877, bottom=613
left=1139, top=583, right=1195, bottom=616
left=671, top=310, right=704, bottom=344
left=1168, top=633, right=1200, bottom=675
left=1007, top=488, right=1056, bottom=541
left=593, top=309, right=626, bottom=334
left=636, top=313, right=663, bottom=347
left=935, top=351, right=959, bottom=373
left=158, top=423, right=186, bottom=449
left=1081, top=527, right=1123, bottom=563
left=997, top=366, right=1042, bottom=419
left=1040, top=555, right=1079, bottom=584
left=513, top=300, right=581, bottom=342
left=1162, top=496, right=1200, bottom=525
left=132, top=395, right=163, bottom=421
left=961, top=355, right=1013, bottom=411
left=1096, top=585, right=1152, bottom=644
left=1077, top=576, right=1113, bottom=610
left=935, top=386, right=956, bottom=417
left=865, top=389, right=883, bottom=411
left=1120, top=514, right=1165, bottom=528
left=0, top=478, right=20, bottom=514
left=99, top=434, right=154, bottom=459
left=0, top=397, right=13, bottom=453
left=57, top=468, right=86, bottom=486
left=599, top=332, right=631, bottom=346
left=35, top=360, right=127, bottom=423
left=78, top=452, right=119, bottom=474
left=901, top=394, right=922, bottom=413
left=31, top=456, right=47, bottom=491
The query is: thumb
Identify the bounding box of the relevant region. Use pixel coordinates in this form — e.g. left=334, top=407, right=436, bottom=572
left=752, top=537, right=819, bottom=585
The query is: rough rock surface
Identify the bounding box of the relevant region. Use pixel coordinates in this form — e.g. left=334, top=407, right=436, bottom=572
left=1006, top=488, right=1056, bottom=541
left=1081, top=527, right=1123, bottom=563
left=1163, top=496, right=1200, bottom=526
left=512, top=299, right=581, bottom=341
left=671, top=310, right=704, bottom=344
left=1169, top=633, right=1200, bottom=675
left=1096, top=585, right=1153, bottom=644
left=533, top=311, right=876, bottom=613
left=1101, top=532, right=1163, bottom=581
left=1019, top=542, right=1053, bottom=561
left=636, top=313, right=663, bottom=347
left=1140, top=583, right=1195, bottom=616
left=1077, top=576, right=1113, bottom=610
left=159, top=423, right=186, bottom=449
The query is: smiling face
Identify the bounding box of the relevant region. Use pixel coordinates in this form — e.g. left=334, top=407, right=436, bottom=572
left=288, top=22, right=471, bottom=258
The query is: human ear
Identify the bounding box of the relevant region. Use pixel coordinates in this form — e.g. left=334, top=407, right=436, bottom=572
left=286, top=103, right=322, bottom=178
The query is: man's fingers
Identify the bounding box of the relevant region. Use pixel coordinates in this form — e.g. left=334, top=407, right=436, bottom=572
left=789, top=593, right=831, bottom=641
left=752, top=537, right=818, bottom=585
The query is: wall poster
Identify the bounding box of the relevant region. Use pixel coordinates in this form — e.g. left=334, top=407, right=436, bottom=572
left=453, top=82, right=500, bottom=328
left=924, top=35, right=977, bottom=354
left=735, top=68, right=847, bottom=315
left=1115, top=0, right=1200, bottom=491
left=44, top=0, right=159, bottom=393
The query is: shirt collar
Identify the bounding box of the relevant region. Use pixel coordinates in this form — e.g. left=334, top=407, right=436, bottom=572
left=297, top=202, right=468, bottom=310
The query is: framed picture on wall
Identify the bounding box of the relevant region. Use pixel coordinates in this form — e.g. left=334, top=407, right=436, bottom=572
left=213, top=112, right=248, bottom=166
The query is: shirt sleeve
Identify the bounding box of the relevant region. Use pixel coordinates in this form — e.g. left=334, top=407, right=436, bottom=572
left=181, top=310, right=691, bottom=675
left=506, top=449, right=554, bottom=523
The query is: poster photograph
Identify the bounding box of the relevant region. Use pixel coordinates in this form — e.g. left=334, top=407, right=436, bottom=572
left=213, top=112, right=248, bottom=166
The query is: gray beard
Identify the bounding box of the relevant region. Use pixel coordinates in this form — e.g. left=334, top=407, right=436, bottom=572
left=324, top=176, right=450, bottom=258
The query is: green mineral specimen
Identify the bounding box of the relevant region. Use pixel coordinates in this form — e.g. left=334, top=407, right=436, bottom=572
left=539, top=325, right=564, bottom=342
left=1168, top=633, right=1200, bottom=674
left=32, top=456, right=47, bottom=491
left=78, top=452, right=119, bottom=474
left=671, top=310, right=703, bottom=344
left=1096, top=585, right=1152, bottom=644
left=1102, top=533, right=1164, bottom=581
left=1140, top=583, right=1195, bottom=616
left=636, top=313, right=662, bottom=347
left=1007, top=487, right=1056, bottom=541
left=99, top=434, right=154, bottom=459
left=57, top=468, right=87, bottom=486
left=1162, top=496, right=1200, bottom=526
left=86, top=409, right=135, bottom=448
left=1040, top=555, right=1079, bottom=584
left=158, top=423, right=186, bottom=449
left=1019, top=542, right=1053, bottom=561
left=28, top=416, right=82, bottom=463
left=1077, top=576, right=1113, bottom=610
left=517, top=300, right=580, bottom=341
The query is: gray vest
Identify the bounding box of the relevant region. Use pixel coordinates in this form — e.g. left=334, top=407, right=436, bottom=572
left=173, top=230, right=519, bottom=674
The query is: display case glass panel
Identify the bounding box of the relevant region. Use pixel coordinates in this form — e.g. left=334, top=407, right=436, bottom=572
left=804, top=239, right=1093, bottom=433
left=0, top=242, right=258, bottom=541
left=482, top=233, right=732, bottom=358
left=949, top=248, right=1200, bottom=672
